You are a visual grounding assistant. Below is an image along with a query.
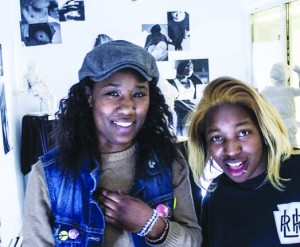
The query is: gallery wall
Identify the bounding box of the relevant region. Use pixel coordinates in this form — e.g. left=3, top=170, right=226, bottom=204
left=0, top=1, right=26, bottom=246
left=0, top=0, right=256, bottom=245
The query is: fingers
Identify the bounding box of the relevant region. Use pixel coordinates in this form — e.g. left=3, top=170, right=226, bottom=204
left=95, top=188, right=153, bottom=232
left=98, top=189, right=122, bottom=212
left=97, top=189, right=122, bottom=225
left=100, top=189, right=122, bottom=203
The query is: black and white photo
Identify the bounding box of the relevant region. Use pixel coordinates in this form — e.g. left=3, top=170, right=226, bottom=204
left=167, top=58, right=209, bottom=136
left=167, top=11, right=190, bottom=51
left=142, top=24, right=169, bottom=61
left=20, top=22, right=62, bottom=46
left=20, top=0, right=59, bottom=24
left=58, top=0, right=85, bottom=22
left=0, top=82, right=12, bottom=154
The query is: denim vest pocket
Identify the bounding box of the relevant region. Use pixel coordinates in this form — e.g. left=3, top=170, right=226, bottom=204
left=53, top=219, right=104, bottom=246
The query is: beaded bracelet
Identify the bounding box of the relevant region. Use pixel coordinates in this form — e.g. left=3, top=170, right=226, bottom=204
left=137, top=209, right=159, bottom=236
left=146, top=218, right=169, bottom=244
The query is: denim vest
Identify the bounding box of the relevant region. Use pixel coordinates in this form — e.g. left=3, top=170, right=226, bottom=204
left=41, top=146, right=174, bottom=247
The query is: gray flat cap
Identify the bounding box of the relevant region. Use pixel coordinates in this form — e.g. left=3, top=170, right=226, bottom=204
left=78, top=40, right=159, bottom=83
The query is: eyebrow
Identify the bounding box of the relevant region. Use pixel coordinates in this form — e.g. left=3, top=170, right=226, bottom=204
left=236, top=120, right=252, bottom=127
left=206, top=120, right=253, bottom=134
left=103, top=82, right=148, bottom=90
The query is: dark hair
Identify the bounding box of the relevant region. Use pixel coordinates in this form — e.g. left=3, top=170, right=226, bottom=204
left=150, top=24, right=161, bottom=34
left=52, top=76, right=178, bottom=169
left=176, top=60, right=192, bottom=76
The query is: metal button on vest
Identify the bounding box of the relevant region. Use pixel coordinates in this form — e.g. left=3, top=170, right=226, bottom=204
left=68, top=229, right=80, bottom=239
left=59, top=231, right=68, bottom=241
left=148, top=160, right=156, bottom=168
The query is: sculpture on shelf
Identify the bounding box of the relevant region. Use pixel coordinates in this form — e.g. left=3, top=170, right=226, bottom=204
left=24, top=63, right=56, bottom=115
left=261, top=62, right=300, bottom=147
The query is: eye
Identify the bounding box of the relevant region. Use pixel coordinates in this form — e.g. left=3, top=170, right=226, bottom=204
left=210, top=136, right=224, bottom=143
left=105, top=91, right=119, bottom=97
left=238, top=130, right=249, bottom=137
left=133, top=92, right=147, bottom=98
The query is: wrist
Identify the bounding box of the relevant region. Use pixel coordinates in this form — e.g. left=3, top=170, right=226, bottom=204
left=146, top=218, right=169, bottom=244
left=146, top=217, right=166, bottom=239
left=137, top=209, right=159, bottom=237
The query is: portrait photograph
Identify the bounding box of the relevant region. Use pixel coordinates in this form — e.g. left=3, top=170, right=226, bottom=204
left=167, top=11, right=190, bottom=51
left=142, top=24, right=169, bottom=62
left=167, top=58, right=209, bottom=136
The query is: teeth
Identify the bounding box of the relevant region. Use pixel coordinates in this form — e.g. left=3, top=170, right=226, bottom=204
left=227, top=162, right=242, bottom=167
left=114, top=122, right=132, bottom=127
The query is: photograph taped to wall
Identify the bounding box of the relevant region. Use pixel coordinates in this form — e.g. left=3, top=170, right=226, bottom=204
left=167, top=58, right=209, bottom=137
left=167, top=11, right=190, bottom=51
left=0, top=82, right=12, bottom=154
left=0, top=44, right=3, bottom=76
left=20, top=0, right=59, bottom=24
left=58, top=0, right=85, bottom=22
left=20, top=22, right=62, bottom=47
left=142, top=24, right=169, bottom=62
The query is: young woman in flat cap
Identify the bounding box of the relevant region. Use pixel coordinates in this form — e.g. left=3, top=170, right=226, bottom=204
left=23, top=40, right=201, bottom=247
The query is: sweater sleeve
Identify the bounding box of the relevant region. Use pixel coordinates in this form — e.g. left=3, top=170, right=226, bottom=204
left=153, top=157, right=202, bottom=247
left=22, top=161, right=55, bottom=246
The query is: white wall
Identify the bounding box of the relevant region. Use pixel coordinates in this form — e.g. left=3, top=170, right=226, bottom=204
left=0, top=1, right=26, bottom=246
left=0, top=0, right=254, bottom=245
left=13, top=0, right=250, bottom=111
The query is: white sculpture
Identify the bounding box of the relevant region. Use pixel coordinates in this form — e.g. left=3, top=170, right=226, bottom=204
left=24, top=63, right=56, bottom=115
left=261, top=62, right=300, bottom=146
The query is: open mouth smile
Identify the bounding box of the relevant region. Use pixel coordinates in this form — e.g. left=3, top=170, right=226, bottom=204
left=225, top=161, right=248, bottom=176
left=113, top=121, right=133, bottom=127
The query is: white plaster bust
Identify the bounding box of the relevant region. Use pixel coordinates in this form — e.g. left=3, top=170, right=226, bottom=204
left=261, top=62, right=300, bottom=146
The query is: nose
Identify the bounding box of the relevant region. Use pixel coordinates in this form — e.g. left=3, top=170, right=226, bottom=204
left=223, top=139, right=241, bottom=157
left=117, top=96, right=135, bottom=114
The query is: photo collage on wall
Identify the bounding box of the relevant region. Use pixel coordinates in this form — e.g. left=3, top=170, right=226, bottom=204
left=141, top=11, right=209, bottom=137
left=0, top=45, right=12, bottom=154
left=142, top=11, right=190, bottom=62
left=19, top=0, right=85, bottom=47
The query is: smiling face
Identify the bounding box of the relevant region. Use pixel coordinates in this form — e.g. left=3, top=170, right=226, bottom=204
left=205, top=103, right=267, bottom=183
left=86, top=69, right=150, bottom=153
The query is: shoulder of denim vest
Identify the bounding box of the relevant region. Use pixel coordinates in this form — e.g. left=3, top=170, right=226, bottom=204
left=39, top=146, right=63, bottom=166
left=40, top=147, right=98, bottom=175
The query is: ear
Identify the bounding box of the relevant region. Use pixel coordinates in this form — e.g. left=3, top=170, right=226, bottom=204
left=85, top=86, right=92, bottom=106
